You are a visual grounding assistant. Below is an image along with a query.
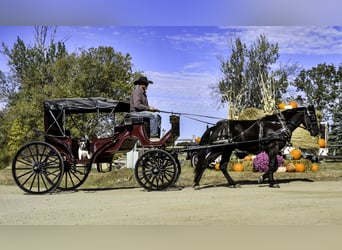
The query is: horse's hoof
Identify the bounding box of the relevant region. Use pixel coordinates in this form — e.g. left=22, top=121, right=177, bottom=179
left=192, top=183, right=200, bottom=190
left=270, top=184, right=280, bottom=188
left=257, top=175, right=263, bottom=184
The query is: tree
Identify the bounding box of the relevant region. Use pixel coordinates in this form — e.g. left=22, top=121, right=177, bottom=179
left=0, top=26, right=137, bottom=166
left=213, top=34, right=291, bottom=118
left=293, top=63, right=340, bottom=122
left=293, top=63, right=342, bottom=151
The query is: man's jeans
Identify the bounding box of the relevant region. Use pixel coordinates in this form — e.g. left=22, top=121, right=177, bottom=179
left=130, top=111, right=161, bottom=137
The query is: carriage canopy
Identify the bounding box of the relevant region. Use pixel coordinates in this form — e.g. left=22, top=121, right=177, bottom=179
left=44, top=97, right=130, bottom=114
left=44, top=97, right=130, bottom=138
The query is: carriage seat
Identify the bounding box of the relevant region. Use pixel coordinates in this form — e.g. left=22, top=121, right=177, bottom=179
left=124, top=114, right=150, bottom=125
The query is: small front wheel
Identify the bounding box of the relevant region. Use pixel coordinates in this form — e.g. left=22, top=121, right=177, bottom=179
left=134, top=149, right=178, bottom=191
left=12, top=141, right=64, bottom=194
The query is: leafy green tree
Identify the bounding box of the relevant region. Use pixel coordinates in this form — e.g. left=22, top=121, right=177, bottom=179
left=293, top=63, right=339, bottom=122
left=293, top=63, right=342, bottom=152
left=0, top=26, right=137, bottom=167
left=213, top=34, right=292, bottom=118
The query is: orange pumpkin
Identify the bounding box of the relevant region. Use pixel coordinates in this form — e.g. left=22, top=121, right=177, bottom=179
left=318, top=138, right=326, bottom=148
left=233, top=163, right=244, bottom=172
left=244, top=155, right=252, bottom=161
left=286, top=163, right=296, bottom=172
left=278, top=103, right=286, bottom=109
left=294, top=163, right=305, bottom=172
left=290, top=149, right=302, bottom=160
left=289, top=100, right=298, bottom=108
left=311, top=164, right=319, bottom=172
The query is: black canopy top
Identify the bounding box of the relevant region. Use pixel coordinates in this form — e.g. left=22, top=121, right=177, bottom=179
left=44, top=97, right=130, bottom=113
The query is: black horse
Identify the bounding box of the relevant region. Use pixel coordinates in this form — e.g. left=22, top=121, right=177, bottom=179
left=193, top=105, right=319, bottom=188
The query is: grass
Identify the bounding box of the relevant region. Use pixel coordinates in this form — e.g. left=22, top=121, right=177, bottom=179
left=1, top=157, right=342, bottom=190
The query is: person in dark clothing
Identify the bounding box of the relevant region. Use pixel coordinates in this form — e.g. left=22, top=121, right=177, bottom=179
left=130, top=76, right=161, bottom=140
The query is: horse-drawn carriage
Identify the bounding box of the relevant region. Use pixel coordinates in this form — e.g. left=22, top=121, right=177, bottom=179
left=12, top=97, right=319, bottom=193
left=12, top=97, right=181, bottom=194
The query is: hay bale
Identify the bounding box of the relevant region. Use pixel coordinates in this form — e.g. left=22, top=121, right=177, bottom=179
left=238, top=108, right=265, bottom=120
left=291, top=127, right=319, bottom=150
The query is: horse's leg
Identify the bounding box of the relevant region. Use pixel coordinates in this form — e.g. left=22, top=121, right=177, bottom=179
left=192, top=150, right=208, bottom=188
left=219, top=150, right=240, bottom=188
left=258, top=171, right=269, bottom=184
left=267, top=150, right=280, bottom=188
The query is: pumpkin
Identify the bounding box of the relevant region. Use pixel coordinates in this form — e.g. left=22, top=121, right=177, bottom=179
left=285, top=163, right=296, bottom=172
left=318, top=138, right=326, bottom=148
left=294, top=163, right=305, bottom=172
left=214, top=163, right=220, bottom=171
left=233, top=163, right=244, bottom=172
left=289, top=100, right=298, bottom=108
left=278, top=103, right=286, bottom=109
left=290, top=149, right=302, bottom=160
left=244, top=155, right=252, bottom=161
left=311, top=164, right=319, bottom=172
left=276, top=166, right=287, bottom=173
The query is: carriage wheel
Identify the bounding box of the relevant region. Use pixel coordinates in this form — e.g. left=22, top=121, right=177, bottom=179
left=12, top=141, right=64, bottom=194
left=134, top=149, right=178, bottom=191
left=57, top=162, right=91, bottom=191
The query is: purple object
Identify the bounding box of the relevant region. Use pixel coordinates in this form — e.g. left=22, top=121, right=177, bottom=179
left=253, top=152, right=284, bottom=172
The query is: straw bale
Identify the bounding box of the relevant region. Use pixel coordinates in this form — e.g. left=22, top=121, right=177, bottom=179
left=238, top=108, right=265, bottom=120
left=291, top=127, right=319, bottom=150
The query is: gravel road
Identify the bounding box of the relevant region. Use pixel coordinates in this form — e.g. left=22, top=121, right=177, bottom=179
left=1, top=180, right=342, bottom=225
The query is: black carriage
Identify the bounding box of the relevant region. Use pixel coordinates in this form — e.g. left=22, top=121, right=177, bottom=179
left=12, top=97, right=180, bottom=194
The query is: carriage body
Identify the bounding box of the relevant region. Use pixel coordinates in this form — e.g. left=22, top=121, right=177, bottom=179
left=12, top=97, right=180, bottom=194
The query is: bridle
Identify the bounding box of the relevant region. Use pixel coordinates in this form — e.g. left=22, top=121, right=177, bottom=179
left=298, top=106, right=318, bottom=136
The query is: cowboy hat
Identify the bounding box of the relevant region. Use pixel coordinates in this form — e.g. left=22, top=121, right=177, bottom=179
left=133, top=76, right=153, bottom=85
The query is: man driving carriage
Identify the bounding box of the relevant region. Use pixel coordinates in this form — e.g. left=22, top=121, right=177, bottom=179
left=130, top=76, right=161, bottom=141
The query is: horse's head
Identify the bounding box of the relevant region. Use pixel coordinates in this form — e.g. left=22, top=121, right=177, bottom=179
left=302, top=105, right=319, bottom=136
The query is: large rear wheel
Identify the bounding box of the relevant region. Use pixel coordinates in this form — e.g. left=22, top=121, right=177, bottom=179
left=134, top=149, right=178, bottom=191
left=12, top=141, right=64, bottom=194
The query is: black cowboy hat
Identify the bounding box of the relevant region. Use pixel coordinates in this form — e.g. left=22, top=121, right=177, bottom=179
left=133, top=76, right=153, bottom=85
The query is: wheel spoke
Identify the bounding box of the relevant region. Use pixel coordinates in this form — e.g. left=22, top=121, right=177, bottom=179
left=12, top=141, right=64, bottom=194
left=134, top=149, right=178, bottom=191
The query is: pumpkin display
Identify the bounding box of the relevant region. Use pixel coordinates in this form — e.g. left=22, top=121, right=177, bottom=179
left=278, top=103, right=286, bottom=109
left=285, top=162, right=296, bottom=172
left=276, top=166, right=287, bottom=173
left=244, top=155, right=252, bottom=161
left=290, top=149, right=302, bottom=160
left=294, top=163, right=305, bottom=172
left=311, top=164, right=319, bottom=172
left=318, top=138, right=326, bottom=148
left=289, top=100, right=298, bottom=109
left=233, top=163, right=244, bottom=172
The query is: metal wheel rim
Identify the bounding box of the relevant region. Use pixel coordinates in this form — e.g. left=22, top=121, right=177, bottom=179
left=12, top=141, right=64, bottom=194
left=134, top=149, right=178, bottom=191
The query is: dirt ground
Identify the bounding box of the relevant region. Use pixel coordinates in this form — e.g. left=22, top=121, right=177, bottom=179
left=1, top=180, right=342, bottom=225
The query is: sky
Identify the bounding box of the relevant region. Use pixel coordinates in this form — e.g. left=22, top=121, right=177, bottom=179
left=1, top=1, right=342, bottom=139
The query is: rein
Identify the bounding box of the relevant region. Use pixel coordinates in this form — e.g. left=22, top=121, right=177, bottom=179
left=159, top=110, right=223, bottom=126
